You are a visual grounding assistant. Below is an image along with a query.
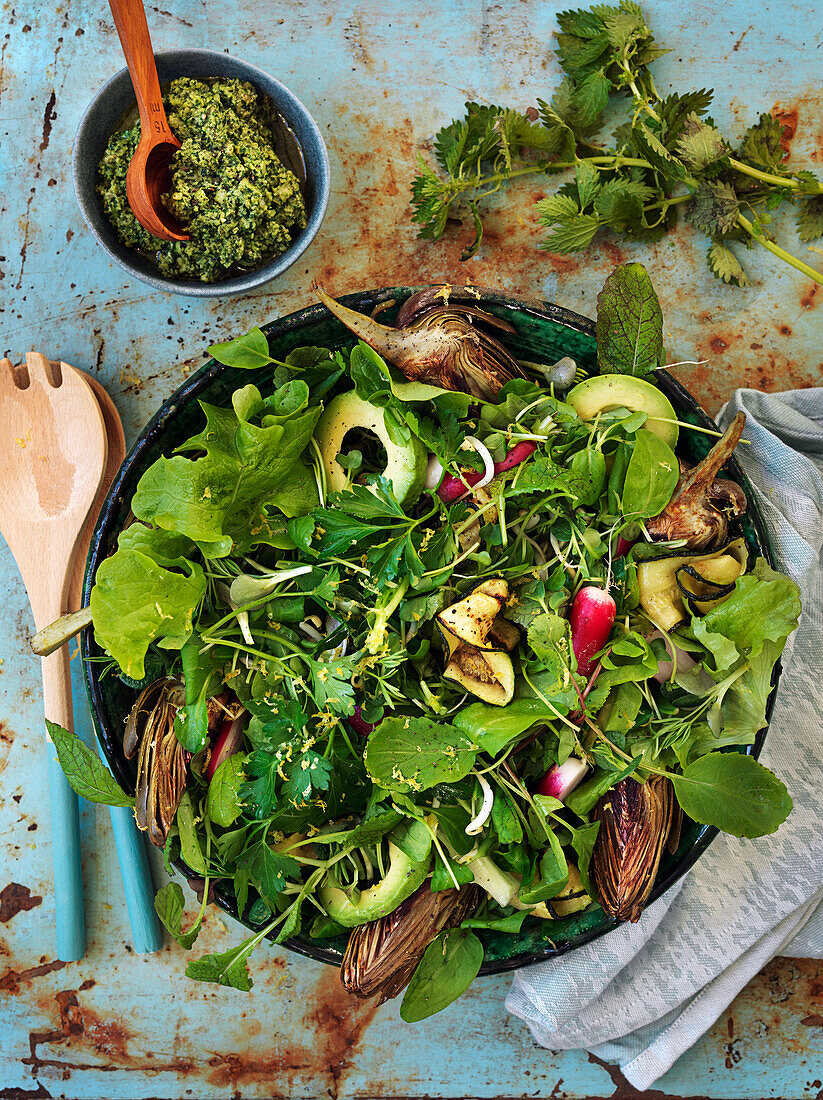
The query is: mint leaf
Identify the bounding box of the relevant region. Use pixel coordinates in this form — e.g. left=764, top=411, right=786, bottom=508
left=47, top=720, right=135, bottom=808
left=400, top=928, right=484, bottom=1022
left=364, top=716, right=477, bottom=794
left=596, top=262, right=663, bottom=377
left=208, top=328, right=274, bottom=370
left=670, top=752, right=792, bottom=838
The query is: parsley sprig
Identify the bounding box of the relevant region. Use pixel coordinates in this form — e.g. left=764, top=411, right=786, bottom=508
left=411, top=1, right=823, bottom=285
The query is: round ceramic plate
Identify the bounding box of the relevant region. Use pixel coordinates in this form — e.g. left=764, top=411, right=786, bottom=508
left=82, top=286, right=778, bottom=974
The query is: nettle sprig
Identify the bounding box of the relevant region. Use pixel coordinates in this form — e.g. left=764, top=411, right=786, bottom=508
left=411, top=1, right=823, bottom=284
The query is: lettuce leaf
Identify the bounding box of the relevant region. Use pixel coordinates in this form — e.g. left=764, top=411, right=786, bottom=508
left=131, top=383, right=321, bottom=558
left=90, top=524, right=206, bottom=678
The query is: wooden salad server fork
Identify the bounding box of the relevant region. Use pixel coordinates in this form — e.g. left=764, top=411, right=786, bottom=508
left=108, top=0, right=189, bottom=241
left=0, top=353, right=108, bottom=960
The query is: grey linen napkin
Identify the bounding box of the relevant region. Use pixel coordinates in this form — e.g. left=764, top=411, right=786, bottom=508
left=506, top=387, right=823, bottom=1091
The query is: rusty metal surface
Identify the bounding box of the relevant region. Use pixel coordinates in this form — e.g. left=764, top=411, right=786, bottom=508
left=1, top=0, right=822, bottom=1097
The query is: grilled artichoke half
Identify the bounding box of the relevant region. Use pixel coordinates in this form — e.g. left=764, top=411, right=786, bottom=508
left=591, top=776, right=681, bottom=922
left=341, top=883, right=481, bottom=1002
left=646, top=412, right=747, bottom=549
left=123, top=677, right=188, bottom=847
left=314, top=285, right=526, bottom=401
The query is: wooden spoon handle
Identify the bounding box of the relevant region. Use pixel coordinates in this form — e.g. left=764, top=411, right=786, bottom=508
left=42, top=646, right=85, bottom=961
left=108, top=0, right=173, bottom=141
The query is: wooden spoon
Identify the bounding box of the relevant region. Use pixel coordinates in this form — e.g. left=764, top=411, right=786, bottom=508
left=0, top=353, right=108, bottom=960
left=108, top=0, right=189, bottom=242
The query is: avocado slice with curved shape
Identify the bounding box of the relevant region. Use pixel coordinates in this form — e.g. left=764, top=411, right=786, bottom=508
left=314, top=390, right=428, bottom=506
left=566, top=375, right=678, bottom=448
left=317, top=840, right=430, bottom=928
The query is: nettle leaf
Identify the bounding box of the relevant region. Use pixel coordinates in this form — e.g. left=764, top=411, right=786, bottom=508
left=208, top=328, right=274, bottom=370
left=534, top=193, right=579, bottom=223
left=659, top=89, right=714, bottom=142
left=795, top=170, right=822, bottom=195
left=688, top=181, right=740, bottom=236
left=707, top=241, right=750, bottom=287
left=540, top=214, right=601, bottom=254
left=797, top=195, right=823, bottom=242
left=575, top=160, right=601, bottom=209
left=632, top=120, right=688, bottom=181
left=676, top=113, right=727, bottom=170
left=47, top=720, right=135, bottom=808
left=364, top=716, right=477, bottom=794
left=556, top=8, right=606, bottom=38
left=593, top=178, right=652, bottom=231
left=737, top=112, right=787, bottom=172
left=570, top=70, right=611, bottom=131
left=670, top=752, right=793, bottom=838
left=596, top=262, right=663, bottom=377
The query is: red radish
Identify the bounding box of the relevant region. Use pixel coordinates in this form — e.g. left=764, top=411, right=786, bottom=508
left=437, top=442, right=538, bottom=503
left=537, top=757, right=589, bottom=800
left=646, top=629, right=714, bottom=690
left=614, top=536, right=635, bottom=559
left=348, top=705, right=377, bottom=738
left=205, top=712, right=247, bottom=782
left=570, top=586, right=617, bottom=678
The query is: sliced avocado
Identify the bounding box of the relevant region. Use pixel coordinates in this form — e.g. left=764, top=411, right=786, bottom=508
left=315, top=390, right=428, bottom=506
left=566, top=375, right=678, bottom=448
left=317, top=840, right=430, bottom=928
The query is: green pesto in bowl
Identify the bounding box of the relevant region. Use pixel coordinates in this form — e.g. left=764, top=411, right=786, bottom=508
left=97, top=77, right=307, bottom=283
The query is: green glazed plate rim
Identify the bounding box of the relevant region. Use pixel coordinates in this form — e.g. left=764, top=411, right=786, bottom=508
left=81, top=285, right=778, bottom=975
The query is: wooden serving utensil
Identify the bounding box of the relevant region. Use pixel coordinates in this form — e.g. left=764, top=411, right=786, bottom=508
left=0, top=353, right=108, bottom=961
left=108, top=0, right=189, bottom=242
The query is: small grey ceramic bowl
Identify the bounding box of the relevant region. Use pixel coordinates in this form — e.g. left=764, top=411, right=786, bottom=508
left=72, top=49, right=330, bottom=298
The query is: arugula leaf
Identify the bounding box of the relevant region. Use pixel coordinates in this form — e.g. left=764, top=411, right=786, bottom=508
left=364, top=716, right=477, bottom=794
left=176, top=790, right=207, bottom=875
left=131, top=384, right=322, bottom=558
left=400, top=928, right=484, bottom=1022
left=208, top=327, right=274, bottom=370
left=670, top=752, right=792, bottom=838
left=154, top=881, right=206, bottom=950
left=90, top=524, right=207, bottom=679
left=186, top=939, right=258, bottom=991
left=46, top=720, right=135, bottom=808
left=596, top=263, right=663, bottom=377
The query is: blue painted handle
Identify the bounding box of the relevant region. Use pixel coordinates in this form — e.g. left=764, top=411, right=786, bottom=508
left=105, top=797, right=164, bottom=954
left=47, top=753, right=85, bottom=961
left=69, top=657, right=163, bottom=953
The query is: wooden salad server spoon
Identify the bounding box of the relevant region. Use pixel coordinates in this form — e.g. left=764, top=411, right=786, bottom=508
left=108, top=0, right=189, bottom=242
left=64, top=366, right=164, bottom=955
left=0, top=353, right=108, bottom=961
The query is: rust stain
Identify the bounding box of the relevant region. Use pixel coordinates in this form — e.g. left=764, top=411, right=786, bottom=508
left=0, top=720, right=14, bottom=777
left=709, top=334, right=729, bottom=353
left=772, top=106, right=799, bottom=154
left=0, top=882, right=43, bottom=923
left=778, top=324, right=792, bottom=336
left=0, top=959, right=66, bottom=995
left=0, top=1085, right=53, bottom=1099
left=801, top=283, right=819, bottom=309
left=39, top=90, right=56, bottom=153
left=801, top=1014, right=823, bottom=1027
left=307, top=967, right=381, bottom=1096
left=587, top=1051, right=713, bottom=1099
left=731, top=24, right=753, bottom=52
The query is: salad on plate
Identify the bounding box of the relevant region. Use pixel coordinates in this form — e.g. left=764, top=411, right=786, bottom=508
left=47, top=263, right=800, bottom=1020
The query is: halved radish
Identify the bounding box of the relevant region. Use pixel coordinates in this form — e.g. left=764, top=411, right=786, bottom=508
left=205, top=712, right=247, bottom=782
left=437, top=441, right=538, bottom=503
left=570, top=586, right=616, bottom=679
left=537, top=757, right=589, bottom=801
left=348, top=705, right=377, bottom=738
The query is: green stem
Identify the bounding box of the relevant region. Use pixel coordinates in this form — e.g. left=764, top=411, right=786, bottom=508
left=728, top=157, right=818, bottom=192
left=737, top=212, right=823, bottom=285
left=458, top=155, right=654, bottom=193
